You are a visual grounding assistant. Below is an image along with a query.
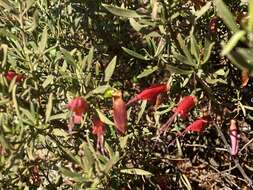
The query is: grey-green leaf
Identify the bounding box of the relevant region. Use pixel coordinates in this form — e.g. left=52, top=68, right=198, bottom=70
left=120, top=168, right=153, bottom=176
left=122, top=47, right=150, bottom=60
left=96, top=109, right=115, bottom=126
left=215, top=0, right=239, bottom=33
left=102, top=4, right=143, bottom=18
left=105, top=56, right=117, bottom=82
left=222, top=31, right=246, bottom=55
left=137, top=66, right=158, bottom=79
left=45, top=93, right=53, bottom=123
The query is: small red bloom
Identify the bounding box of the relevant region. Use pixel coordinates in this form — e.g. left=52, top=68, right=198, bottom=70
left=158, top=95, right=197, bottom=135
left=92, top=118, right=105, bottom=136
left=92, top=118, right=106, bottom=154
left=66, top=97, right=88, bottom=131
left=126, top=84, right=169, bottom=106
left=229, top=119, right=239, bottom=156
left=175, top=96, right=197, bottom=118
left=112, top=90, right=127, bottom=135
left=5, top=70, right=23, bottom=82
left=185, top=118, right=207, bottom=132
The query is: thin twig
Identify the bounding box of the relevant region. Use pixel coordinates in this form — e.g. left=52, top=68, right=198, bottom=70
left=184, top=144, right=229, bottom=152
left=239, top=136, right=253, bottom=153
left=215, top=122, right=253, bottom=188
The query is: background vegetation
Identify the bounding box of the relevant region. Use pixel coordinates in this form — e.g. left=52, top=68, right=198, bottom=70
left=0, top=0, right=253, bottom=189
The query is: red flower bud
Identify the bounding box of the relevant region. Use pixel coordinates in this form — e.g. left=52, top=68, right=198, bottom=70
left=127, top=84, right=169, bottom=106
left=92, top=118, right=106, bottom=154
left=5, top=70, right=23, bottom=82
left=158, top=95, right=197, bottom=135
left=229, top=119, right=239, bottom=156
left=176, top=96, right=197, bottom=118
left=92, top=118, right=105, bottom=136
left=185, top=118, right=207, bottom=132
left=112, top=90, right=127, bottom=135
left=66, top=97, right=88, bottom=131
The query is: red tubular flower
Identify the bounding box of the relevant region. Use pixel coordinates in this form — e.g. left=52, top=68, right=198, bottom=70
left=126, top=84, right=169, bottom=106
left=157, top=95, right=197, bottom=135
left=229, top=119, right=239, bottom=156
left=112, top=90, right=127, bottom=135
left=5, top=70, right=23, bottom=82
left=66, top=96, right=88, bottom=131
left=175, top=96, right=197, bottom=118
left=92, top=118, right=105, bottom=154
left=185, top=118, right=207, bottom=132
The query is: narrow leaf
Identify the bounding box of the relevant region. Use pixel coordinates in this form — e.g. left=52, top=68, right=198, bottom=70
left=248, top=0, right=253, bottom=32
left=222, top=31, right=246, bottom=55
left=122, top=47, right=150, bottom=60
left=120, top=168, right=153, bottom=176
left=96, top=109, right=115, bottom=126
left=137, top=100, right=147, bottom=123
left=137, top=66, right=158, bottom=79
left=215, top=0, right=239, bottom=33
left=45, top=93, right=53, bottom=123
left=177, top=34, right=196, bottom=67
left=102, top=4, right=143, bottom=18
left=104, top=56, right=117, bottom=82
left=42, top=74, right=54, bottom=88
left=38, top=26, right=48, bottom=54
left=202, top=41, right=215, bottom=64
left=194, top=2, right=211, bottom=20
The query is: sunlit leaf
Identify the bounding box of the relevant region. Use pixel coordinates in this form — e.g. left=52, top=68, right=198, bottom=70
left=120, top=168, right=153, bottom=176
left=137, top=66, right=158, bottom=78
left=105, top=56, right=117, bottom=82
left=222, top=31, right=246, bottom=55
left=102, top=4, right=143, bottom=18
left=215, top=0, right=239, bottom=33
left=122, top=47, right=150, bottom=60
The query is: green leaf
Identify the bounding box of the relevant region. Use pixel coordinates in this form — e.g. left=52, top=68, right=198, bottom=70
left=122, top=47, right=150, bottom=60
left=120, top=168, right=153, bottom=176
left=215, top=0, right=239, bottom=33
left=119, top=135, right=129, bottom=149
left=86, top=47, right=94, bottom=72
left=49, top=112, right=68, bottom=121
left=20, top=107, right=36, bottom=125
left=227, top=50, right=253, bottom=72
left=222, top=31, right=246, bottom=55
left=59, top=167, right=84, bottom=182
left=202, top=41, right=215, bottom=64
left=102, top=4, right=143, bottom=18
left=166, top=64, right=193, bottom=75
left=42, top=74, right=54, bottom=88
left=38, top=26, right=48, bottom=55
left=248, top=0, right=253, bottom=32
left=45, top=93, right=53, bottom=123
left=194, top=2, right=211, bottom=20
left=0, top=0, right=13, bottom=10
left=0, top=44, right=8, bottom=67
left=137, top=100, right=147, bottom=123
left=61, top=48, right=75, bottom=65
left=0, top=98, right=10, bottom=106
left=105, top=56, right=117, bottom=82
left=154, top=38, right=166, bottom=57
left=85, top=85, right=111, bottom=99
left=190, top=35, right=199, bottom=61
left=23, top=0, right=36, bottom=14
left=96, top=109, right=114, bottom=126
left=177, top=34, right=196, bottom=67
left=103, top=151, right=120, bottom=173
left=137, top=66, right=158, bottom=79
left=52, top=129, right=69, bottom=138
left=129, top=18, right=146, bottom=31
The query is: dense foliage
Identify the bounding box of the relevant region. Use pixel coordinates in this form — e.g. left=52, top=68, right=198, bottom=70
left=0, top=0, right=253, bottom=189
